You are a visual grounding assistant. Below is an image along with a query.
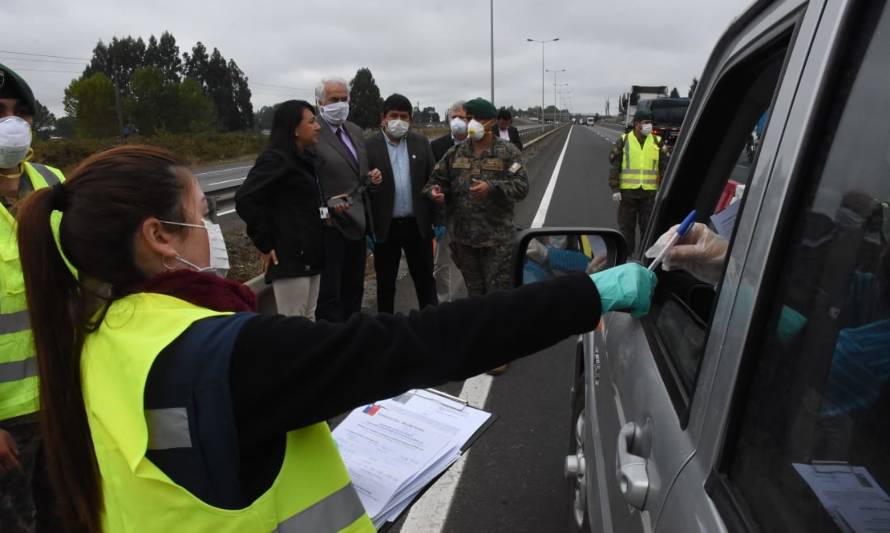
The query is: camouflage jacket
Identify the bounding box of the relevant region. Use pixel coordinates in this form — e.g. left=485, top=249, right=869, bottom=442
left=608, top=132, right=667, bottom=192
left=423, top=138, right=528, bottom=247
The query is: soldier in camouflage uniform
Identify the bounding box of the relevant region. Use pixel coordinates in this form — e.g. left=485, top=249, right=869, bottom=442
left=423, top=98, right=528, bottom=373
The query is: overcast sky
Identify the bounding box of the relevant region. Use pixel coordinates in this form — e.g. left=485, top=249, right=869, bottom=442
left=5, top=0, right=752, bottom=119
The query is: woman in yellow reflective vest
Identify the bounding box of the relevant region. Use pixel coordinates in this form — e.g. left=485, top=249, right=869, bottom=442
left=15, top=145, right=656, bottom=533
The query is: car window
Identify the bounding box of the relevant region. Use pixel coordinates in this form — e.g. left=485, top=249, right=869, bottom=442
left=651, top=100, right=689, bottom=127
left=722, top=3, right=890, bottom=531
left=645, top=32, right=792, bottom=418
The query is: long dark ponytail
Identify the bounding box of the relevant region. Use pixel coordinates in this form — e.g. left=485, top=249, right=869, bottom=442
left=16, top=145, right=191, bottom=532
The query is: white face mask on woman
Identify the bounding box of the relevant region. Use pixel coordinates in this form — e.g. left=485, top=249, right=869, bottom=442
left=640, top=123, right=653, bottom=136
left=160, top=218, right=230, bottom=277
left=0, top=116, right=32, bottom=170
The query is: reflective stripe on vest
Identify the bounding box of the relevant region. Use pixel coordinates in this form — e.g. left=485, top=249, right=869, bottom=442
left=620, top=133, right=660, bottom=190
left=0, top=162, right=64, bottom=420
left=83, top=293, right=375, bottom=532
left=275, top=483, right=367, bottom=533
left=0, top=356, right=37, bottom=382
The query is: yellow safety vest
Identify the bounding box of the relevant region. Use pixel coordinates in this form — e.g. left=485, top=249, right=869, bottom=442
left=81, top=293, right=374, bottom=532
left=619, top=133, right=660, bottom=191
left=0, top=162, right=64, bottom=421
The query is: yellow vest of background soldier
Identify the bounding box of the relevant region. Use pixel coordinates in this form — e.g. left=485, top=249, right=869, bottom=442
left=608, top=109, right=665, bottom=257
left=0, top=62, right=65, bottom=532
left=423, top=98, right=528, bottom=375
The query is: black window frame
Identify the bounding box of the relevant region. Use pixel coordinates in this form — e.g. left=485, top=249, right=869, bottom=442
left=707, top=0, right=890, bottom=530
left=641, top=14, right=802, bottom=427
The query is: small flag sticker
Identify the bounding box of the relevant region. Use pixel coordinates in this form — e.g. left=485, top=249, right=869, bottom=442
left=363, top=404, right=381, bottom=416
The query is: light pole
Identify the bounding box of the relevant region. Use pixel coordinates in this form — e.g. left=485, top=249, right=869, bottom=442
left=546, top=68, right=565, bottom=124
left=490, top=0, right=495, bottom=104
left=527, top=37, right=559, bottom=130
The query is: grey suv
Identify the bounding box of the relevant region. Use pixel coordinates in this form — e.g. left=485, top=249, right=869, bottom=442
left=516, top=0, right=890, bottom=531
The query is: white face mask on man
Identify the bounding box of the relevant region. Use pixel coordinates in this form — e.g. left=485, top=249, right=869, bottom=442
left=450, top=117, right=468, bottom=137
left=320, top=101, right=350, bottom=125
left=160, top=218, right=230, bottom=277
left=0, top=116, right=33, bottom=170
left=385, top=119, right=410, bottom=139
left=467, top=119, right=488, bottom=141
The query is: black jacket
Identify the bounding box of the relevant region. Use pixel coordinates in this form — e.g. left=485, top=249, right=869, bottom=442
left=366, top=130, right=437, bottom=242
left=431, top=133, right=456, bottom=162
left=235, top=147, right=325, bottom=282
left=491, top=125, right=523, bottom=151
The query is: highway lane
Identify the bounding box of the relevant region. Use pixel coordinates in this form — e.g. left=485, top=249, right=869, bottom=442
left=380, top=125, right=620, bottom=533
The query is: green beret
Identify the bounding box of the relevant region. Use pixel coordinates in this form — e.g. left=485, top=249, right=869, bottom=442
left=0, top=63, right=36, bottom=116
left=633, top=109, right=653, bottom=122
left=465, top=97, right=498, bottom=120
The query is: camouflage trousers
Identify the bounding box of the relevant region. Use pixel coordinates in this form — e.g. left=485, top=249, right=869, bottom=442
left=617, top=188, right=656, bottom=257
left=454, top=240, right=515, bottom=297
left=0, top=414, right=39, bottom=533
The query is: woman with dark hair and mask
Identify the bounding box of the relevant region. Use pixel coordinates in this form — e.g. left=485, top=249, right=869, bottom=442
left=236, top=100, right=326, bottom=319
left=16, top=144, right=655, bottom=533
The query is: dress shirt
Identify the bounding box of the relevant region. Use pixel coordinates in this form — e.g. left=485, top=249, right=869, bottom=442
left=384, top=133, right=414, bottom=217
left=328, top=122, right=358, bottom=162
left=499, top=128, right=511, bottom=141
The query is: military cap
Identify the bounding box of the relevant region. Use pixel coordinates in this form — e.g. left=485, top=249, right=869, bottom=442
left=0, top=63, right=36, bottom=116
left=465, top=98, right=498, bottom=120
left=633, top=109, right=653, bottom=122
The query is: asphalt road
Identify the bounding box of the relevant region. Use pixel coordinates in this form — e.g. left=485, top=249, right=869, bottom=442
left=381, top=124, right=621, bottom=533
left=204, top=125, right=622, bottom=532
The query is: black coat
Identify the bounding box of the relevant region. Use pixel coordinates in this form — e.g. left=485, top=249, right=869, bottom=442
left=366, top=130, right=437, bottom=242
left=491, top=125, right=523, bottom=151
left=431, top=133, right=456, bottom=162
left=235, top=147, right=325, bottom=282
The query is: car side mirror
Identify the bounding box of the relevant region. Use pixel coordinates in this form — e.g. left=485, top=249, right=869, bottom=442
left=513, top=228, right=629, bottom=287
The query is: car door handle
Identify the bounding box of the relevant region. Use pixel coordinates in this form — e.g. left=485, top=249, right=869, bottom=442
left=616, top=422, right=649, bottom=509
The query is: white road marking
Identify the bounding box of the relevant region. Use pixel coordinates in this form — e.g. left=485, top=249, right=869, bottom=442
left=531, top=126, right=574, bottom=228
left=207, top=177, right=246, bottom=187
left=401, top=127, right=573, bottom=533
left=194, top=164, right=252, bottom=176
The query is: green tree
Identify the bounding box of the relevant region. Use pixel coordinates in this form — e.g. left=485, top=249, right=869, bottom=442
left=33, top=100, right=56, bottom=137
left=53, top=116, right=76, bottom=138
left=144, top=32, right=182, bottom=83
left=174, top=78, right=216, bottom=132
left=254, top=105, right=276, bottom=131
left=84, top=36, right=146, bottom=97
left=182, top=42, right=210, bottom=86
left=670, top=87, right=680, bottom=98
left=127, top=67, right=172, bottom=134
left=348, top=68, right=383, bottom=130
left=63, top=73, right=118, bottom=137
left=688, top=78, right=698, bottom=98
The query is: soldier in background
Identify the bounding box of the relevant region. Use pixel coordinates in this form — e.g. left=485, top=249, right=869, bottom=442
left=609, top=109, right=666, bottom=257
left=423, top=97, right=528, bottom=374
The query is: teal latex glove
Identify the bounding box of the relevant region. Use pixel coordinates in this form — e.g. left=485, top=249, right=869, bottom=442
left=590, top=263, right=658, bottom=317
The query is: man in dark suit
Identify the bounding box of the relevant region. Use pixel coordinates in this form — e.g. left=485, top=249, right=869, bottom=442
left=493, top=108, right=523, bottom=151
left=366, top=94, right=438, bottom=313
left=314, top=76, right=382, bottom=321
left=431, top=100, right=468, bottom=162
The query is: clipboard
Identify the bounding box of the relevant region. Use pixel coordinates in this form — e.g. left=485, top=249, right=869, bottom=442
left=341, top=387, right=497, bottom=530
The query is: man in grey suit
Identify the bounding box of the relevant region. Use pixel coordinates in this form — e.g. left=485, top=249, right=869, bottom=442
left=366, top=93, right=438, bottom=313
left=314, top=76, right=382, bottom=321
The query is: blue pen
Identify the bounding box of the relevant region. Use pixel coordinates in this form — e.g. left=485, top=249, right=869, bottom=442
left=648, top=210, right=697, bottom=271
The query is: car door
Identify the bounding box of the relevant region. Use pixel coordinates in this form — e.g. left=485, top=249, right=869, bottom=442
left=662, top=0, right=890, bottom=531
left=585, top=1, right=818, bottom=531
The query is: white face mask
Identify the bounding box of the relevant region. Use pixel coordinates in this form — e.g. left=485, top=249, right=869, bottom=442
left=160, top=218, right=230, bottom=277
left=467, top=119, right=487, bottom=141
left=640, top=123, right=653, bottom=136
left=321, top=101, right=350, bottom=125
left=0, top=116, right=32, bottom=170
left=450, top=117, right=468, bottom=137
left=385, top=119, right=410, bottom=139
